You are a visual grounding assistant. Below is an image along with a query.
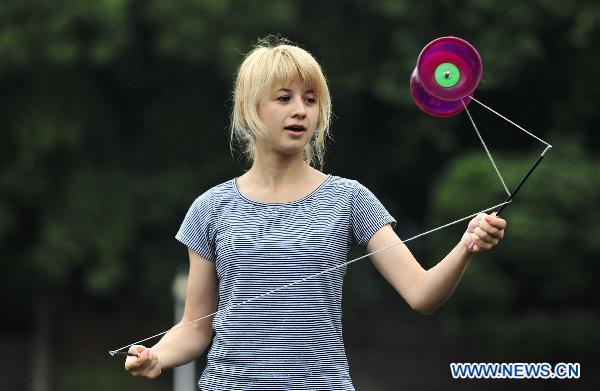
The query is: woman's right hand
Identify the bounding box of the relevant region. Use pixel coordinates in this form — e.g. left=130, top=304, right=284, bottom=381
left=124, top=345, right=162, bottom=379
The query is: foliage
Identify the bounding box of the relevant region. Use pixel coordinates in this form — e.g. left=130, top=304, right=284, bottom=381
left=427, top=142, right=600, bottom=357
left=0, top=0, right=598, bottom=388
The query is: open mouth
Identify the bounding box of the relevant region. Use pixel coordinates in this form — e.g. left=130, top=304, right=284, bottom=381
left=284, top=124, right=306, bottom=132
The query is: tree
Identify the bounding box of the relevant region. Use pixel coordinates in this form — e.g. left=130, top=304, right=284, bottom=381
left=1, top=0, right=598, bottom=389
left=427, top=142, right=600, bottom=358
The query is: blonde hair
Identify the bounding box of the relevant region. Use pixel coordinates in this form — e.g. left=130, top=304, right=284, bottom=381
left=230, top=36, right=332, bottom=170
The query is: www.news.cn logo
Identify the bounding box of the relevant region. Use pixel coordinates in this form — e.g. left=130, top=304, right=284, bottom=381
left=450, top=362, right=580, bottom=379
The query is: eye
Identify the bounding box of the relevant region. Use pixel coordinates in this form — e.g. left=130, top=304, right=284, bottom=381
left=305, top=97, right=317, bottom=105
left=277, top=95, right=291, bottom=102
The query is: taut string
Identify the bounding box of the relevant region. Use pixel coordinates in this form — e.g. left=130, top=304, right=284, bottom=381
left=110, top=96, right=552, bottom=357
left=109, top=200, right=510, bottom=356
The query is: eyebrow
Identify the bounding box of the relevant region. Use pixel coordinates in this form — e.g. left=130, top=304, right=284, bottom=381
left=276, top=88, right=315, bottom=93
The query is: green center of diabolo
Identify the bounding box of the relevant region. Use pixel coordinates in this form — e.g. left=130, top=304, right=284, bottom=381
left=434, top=62, right=460, bottom=88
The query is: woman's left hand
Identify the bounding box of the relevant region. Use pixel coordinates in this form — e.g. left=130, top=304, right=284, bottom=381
left=462, top=212, right=507, bottom=253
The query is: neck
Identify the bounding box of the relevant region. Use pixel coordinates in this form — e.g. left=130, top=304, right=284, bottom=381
left=245, top=147, right=311, bottom=190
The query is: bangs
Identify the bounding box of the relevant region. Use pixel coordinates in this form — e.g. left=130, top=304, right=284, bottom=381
left=230, top=38, right=332, bottom=170
left=265, top=46, right=324, bottom=95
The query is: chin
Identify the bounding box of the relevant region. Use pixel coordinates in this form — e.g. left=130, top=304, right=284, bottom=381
left=276, top=145, right=307, bottom=158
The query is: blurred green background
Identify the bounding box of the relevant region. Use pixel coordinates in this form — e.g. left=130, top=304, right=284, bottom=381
left=1, top=0, right=598, bottom=390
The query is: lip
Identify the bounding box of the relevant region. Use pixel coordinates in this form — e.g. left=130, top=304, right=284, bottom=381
left=284, top=124, right=307, bottom=131
left=285, top=129, right=305, bottom=138
left=283, top=124, right=307, bottom=138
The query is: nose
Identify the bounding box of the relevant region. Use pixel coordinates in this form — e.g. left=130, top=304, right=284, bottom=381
left=290, top=96, right=307, bottom=119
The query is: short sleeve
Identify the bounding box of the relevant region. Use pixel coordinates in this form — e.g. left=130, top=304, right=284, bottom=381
left=351, top=181, right=397, bottom=247
left=175, top=190, right=217, bottom=262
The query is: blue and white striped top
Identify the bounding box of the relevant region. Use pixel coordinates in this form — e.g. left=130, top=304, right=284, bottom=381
left=176, top=174, right=396, bottom=391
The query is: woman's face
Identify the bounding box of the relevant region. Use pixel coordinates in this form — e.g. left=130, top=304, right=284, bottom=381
left=257, top=77, right=319, bottom=158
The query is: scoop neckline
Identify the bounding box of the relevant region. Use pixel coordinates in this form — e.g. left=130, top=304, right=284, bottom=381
left=233, top=174, right=333, bottom=206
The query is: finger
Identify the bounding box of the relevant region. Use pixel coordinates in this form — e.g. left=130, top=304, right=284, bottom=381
left=147, top=349, right=156, bottom=365
left=474, top=227, right=501, bottom=245
left=470, top=213, right=489, bottom=231
left=470, top=232, right=497, bottom=250
left=486, top=225, right=504, bottom=240
left=138, top=348, right=151, bottom=367
left=469, top=241, right=477, bottom=252
left=477, top=221, right=501, bottom=237
left=476, top=240, right=494, bottom=250
left=127, top=345, right=146, bottom=358
left=486, top=213, right=507, bottom=229
left=473, top=227, right=491, bottom=242
left=125, top=356, right=144, bottom=372
left=467, top=217, right=480, bottom=233
left=135, top=350, right=155, bottom=373
left=125, top=346, right=141, bottom=369
left=469, top=234, right=482, bottom=251
left=472, top=239, right=496, bottom=252
left=126, top=348, right=150, bottom=372
left=473, top=230, right=499, bottom=250
left=481, top=218, right=505, bottom=239
left=125, top=355, right=141, bottom=373
left=137, top=351, right=160, bottom=379
left=464, top=222, right=477, bottom=242
left=463, top=231, right=475, bottom=252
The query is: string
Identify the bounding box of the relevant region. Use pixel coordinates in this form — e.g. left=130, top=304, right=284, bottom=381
left=462, top=100, right=511, bottom=196
left=469, top=96, right=552, bottom=147
left=110, top=95, right=552, bottom=357
left=109, top=200, right=510, bottom=355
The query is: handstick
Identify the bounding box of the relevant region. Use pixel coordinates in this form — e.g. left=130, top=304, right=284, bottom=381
left=110, top=351, right=139, bottom=358
left=496, top=146, right=551, bottom=217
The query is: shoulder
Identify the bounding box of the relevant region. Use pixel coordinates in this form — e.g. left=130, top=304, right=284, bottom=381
left=326, top=174, right=367, bottom=195
left=326, top=174, right=359, bottom=189
left=317, top=175, right=373, bottom=209
left=189, top=178, right=237, bottom=208
left=328, top=176, right=389, bottom=211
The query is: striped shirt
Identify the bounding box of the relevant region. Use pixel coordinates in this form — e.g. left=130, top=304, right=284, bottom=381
left=175, top=174, right=396, bottom=391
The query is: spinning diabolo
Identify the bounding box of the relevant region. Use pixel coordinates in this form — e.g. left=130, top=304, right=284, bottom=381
left=108, top=36, right=553, bottom=360
left=409, top=36, right=552, bottom=218
left=410, top=36, right=482, bottom=117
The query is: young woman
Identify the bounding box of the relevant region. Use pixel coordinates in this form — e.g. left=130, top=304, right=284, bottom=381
left=124, top=37, right=506, bottom=390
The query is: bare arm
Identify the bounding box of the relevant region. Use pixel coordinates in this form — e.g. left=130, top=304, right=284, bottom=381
left=125, top=248, right=218, bottom=378
left=368, top=213, right=506, bottom=315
